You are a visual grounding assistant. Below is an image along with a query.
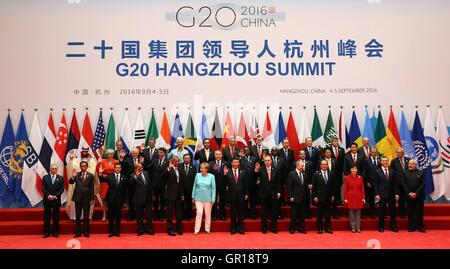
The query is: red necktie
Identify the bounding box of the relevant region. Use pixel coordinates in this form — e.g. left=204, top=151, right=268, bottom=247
left=334, top=147, right=338, bottom=158
left=234, top=169, right=238, bottom=184
left=258, top=146, right=262, bottom=158
left=231, top=147, right=234, bottom=156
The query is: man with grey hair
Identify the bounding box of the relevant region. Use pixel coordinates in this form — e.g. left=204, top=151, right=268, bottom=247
left=287, top=161, right=307, bottom=234
left=391, top=147, right=411, bottom=219
left=42, top=163, right=64, bottom=238
left=162, top=155, right=184, bottom=236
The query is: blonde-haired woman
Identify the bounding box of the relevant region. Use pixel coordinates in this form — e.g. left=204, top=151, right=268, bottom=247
left=192, top=162, right=216, bottom=234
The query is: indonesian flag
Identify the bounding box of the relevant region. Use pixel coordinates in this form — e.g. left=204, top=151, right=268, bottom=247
left=236, top=111, right=250, bottom=148
left=78, top=111, right=94, bottom=155
left=222, top=110, right=236, bottom=148
left=53, top=112, right=69, bottom=203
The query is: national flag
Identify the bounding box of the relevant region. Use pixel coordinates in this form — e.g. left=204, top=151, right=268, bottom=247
left=78, top=111, right=94, bottom=154
left=370, top=108, right=377, bottom=131
left=145, top=109, right=159, bottom=147
left=10, top=112, right=31, bottom=206
left=249, top=108, right=259, bottom=145
left=436, top=107, right=450, bottom=200
left=0, top=113, right=15, bottom=206
left=274, top=110, right=286, bottom=147
left=323, top=109, right=338, bottom=146
left=133, top=109, right=146, bottom=150
left=196, top=111, right=210, bottom=148
left=105, top=111, right=116, bottom=152
left=22, top=111, right=46, bottom=206
left=338, top=109, right=350, bottom=150
left=64, top=111, right=80, bottom=194
left=399, top=110, right=415, bottom=158
left=184, top=111, right=197, bottom=159
left=362, top=108, right=376, bottom=146
left=375, top=108, right=401, bottom=163
left=39, top=112, right=56, bottom=188
left=299, top=109, right=311, bottom=149
left=411, top=110, right=434, bottom=197
left=311, top=108, right=325, bottom=147
left=236, top=111, right=250, bottom=148
left=210, top=109, right=223, bottom=151
left=222, top=110, right=236, bottom=148
left=286, top=110, right=301, bottom=159
left=424, top=108, right=445, bottom=200
left=92, top=110, right=106, bottom=159
left=349, top=110, right=362, bottom=147
left=119, top=110, right=133, bottom=153
left=261, top=110, right=275, bottom=149
left=157, top=110, right=171, bottom=149
left=170, top=112, right=184, bottom=150
left=53, top=112, right=69, bottom=203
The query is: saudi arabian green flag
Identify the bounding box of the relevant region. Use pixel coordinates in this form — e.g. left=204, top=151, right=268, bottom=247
left=145, top=109, right=159, bottom=147
left=323, top=109, right=337, bottom=146
left=312, top=108, right=325, bottom=147
left=105, top=112, right=116, bottom=152
left=183, top=112, right=197, bottom=158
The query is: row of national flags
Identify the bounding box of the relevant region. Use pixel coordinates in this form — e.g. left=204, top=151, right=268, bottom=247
left=0, top=106, right=450, bottom=207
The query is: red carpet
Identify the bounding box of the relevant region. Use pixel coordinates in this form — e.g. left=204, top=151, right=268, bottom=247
left=0, top=231, right=449, bottom=249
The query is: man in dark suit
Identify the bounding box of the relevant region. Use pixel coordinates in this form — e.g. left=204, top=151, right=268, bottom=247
left=162, top=156, right=184, bottom=236
left=99, top=162, right=128, bottom=237
left=303, top=137, right=321, bottom=171
left=209, top=150, right=229, bottom=220
left=42, top=164, right=64, bottom=238
left=224, top=158, right=249, bottom=234
left=131, top=163, right=154, bottom=236
left=358, top=137, right=371, bottom=160
left=403, top=159, right=425, bottom=233
left=374, top=157, right=399, bottom=232
left=69, top=161, right=95, bottom=238
left=391, top=147, right=411, bottom=218
left=122, top=148, right=143, bottom=221
left=344, top=143, right=365, bottom=175
left=288, top=161, right=308, bottom=234
left=293, top=150, right=314, bottom=219
left=312, top=159, right=336, bottom=234
left=179, top=154, right=196, bottom=220
left=255, top=155, right=281, bottom=234
left=223, top=137, right=240, bottom=162
left=363, top=147, right=380, bottom=219
left=194, top=138, right=214, bottom=164
left=250, top=135, right=269, bottom=163
left=271, top=147, right=284, bottom=219
left=143, top=137, right=158, bottom=170
left=330, top=137, right=345, bottom=211
left=320, top=147, right=339, bottom=219
left=151, top=147, right=169, bottom=221
left=278, top=139, right=295, bottom=208
left=240, top=146, right=258, bottom=219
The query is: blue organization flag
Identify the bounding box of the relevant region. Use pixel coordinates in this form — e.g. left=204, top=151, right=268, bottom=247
left=274, top=111, right=286, bottom=147
left=411, top=111, right=434, bottom=196
left=370, top=109, right=377, bottom=131
left=170, top=112, right=184, bottom=150
left=362, top=108, right=376, bottom=146
left=399, top=110, right=415, bottom=158
left=201, top=111, right=210, bottom=141
left=10, top=113, right=31, bottom=207
left=0, top=113, right=16, bottom=206
left=349, top=110, right=362, bottom=146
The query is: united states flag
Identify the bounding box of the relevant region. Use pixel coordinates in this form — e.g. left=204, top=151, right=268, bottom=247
left=93, top=110, right=106, bottom=160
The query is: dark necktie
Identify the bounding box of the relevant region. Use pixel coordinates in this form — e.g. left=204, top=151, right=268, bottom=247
left=323, top=171, right=328, bottom=184
left=116, top=174, right=120, bottom=184
left=185, top=165, right=189, bottom=174
left=384, top=168, right=389, bottom=179
left=234, top=169, right=238, bottom=184
left=52, top=176, right=56, bottom=185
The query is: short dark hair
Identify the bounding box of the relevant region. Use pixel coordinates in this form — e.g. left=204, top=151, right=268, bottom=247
left=231, top=157, right=240, bottom=162
left=203, top=138, right=210, bottom=143
left=79, top=161, right=88, bottom=167
left=183, top=153, right=191, bottom=158
left=158, top=147, right=167, bottom=153
left=114, top=163, right=121, bottom=167
left=351, top=142, right=358, bottom=148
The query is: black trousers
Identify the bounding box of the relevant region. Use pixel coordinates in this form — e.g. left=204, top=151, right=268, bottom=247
left=247, top=182, right=258, bottom=218
left=43, top=202, right=60, bottom=234
left=261, top=196, right=278, bottom=229
left=364, top=184, right=375, bottom=216
left=213, top=186, right=226, bottom=218
left=397, top=184, right=407, bottom=216
left=75, top=200, right=91, bottom=234
left=317, top=201, right=332, bottom=230
left=166, top=199, right=183, bottom=232
left=127, top=183, right=135, bottom=218
left=108, top=203, right=122, bottom=235
left=182, top=191, right=193, bottom=219
left=230, top=200, right=245, bottom=231
left=378, top=196, right=397, bottom=228
left=305, top=190, right=312, bottom=218
left=407, top=196, right=424, bottom=229
left=153, top=186, right=165, bottom=219
left=136, top=200, right=153, bottom=233
left=290, top=201, right=306, bottom=230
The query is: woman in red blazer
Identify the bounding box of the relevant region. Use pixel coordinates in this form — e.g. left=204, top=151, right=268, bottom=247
left=344, top=165, right=365, bottom=233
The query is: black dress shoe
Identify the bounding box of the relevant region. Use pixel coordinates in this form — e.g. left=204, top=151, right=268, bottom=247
left=391, top=227, right=398, bottom=232
left=318, top=229, right=323, bottom=234
left=52, top=233, right=59, bottom=238
left=108, top=233, right=114, bottom=237
left=326, top=229, right=333, bottom=234
left=289, top=229, right=295, bottom=234
left=115, top=233, right=120, bottom=237
left=408, top=227, right=416, bottom=232
left=84, top=233, right=89, bottom=238
left=168, top=231, right=176, bottom=236
left=238, top=229, right=245, bottom=235
left=213, top=217, right=218, bottom=221
left=262, top=228, right=267, bottom=234
left=146, top=229, right=154, bottom=235
left=370, top=215, right=376, bottom=219
left=271, top=228, right=278, bottom=234
left=418, top=227, right=426, bottom=233
left=379, top=227, right=384, bottom=233
left=231, top=229, right=236, bottom=234
left=298, top=229, right=306, bottom=234
left=43, top=233, right=50, bottom=238
left=74, top=233, right=82, bottom=238
left=220, top=216, right=226, bottom=221
left=137, top=231, right=144, bottom=236
left=177, top=230, right=183, bottom=235
left=332, top=215, right=339, bottom=220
